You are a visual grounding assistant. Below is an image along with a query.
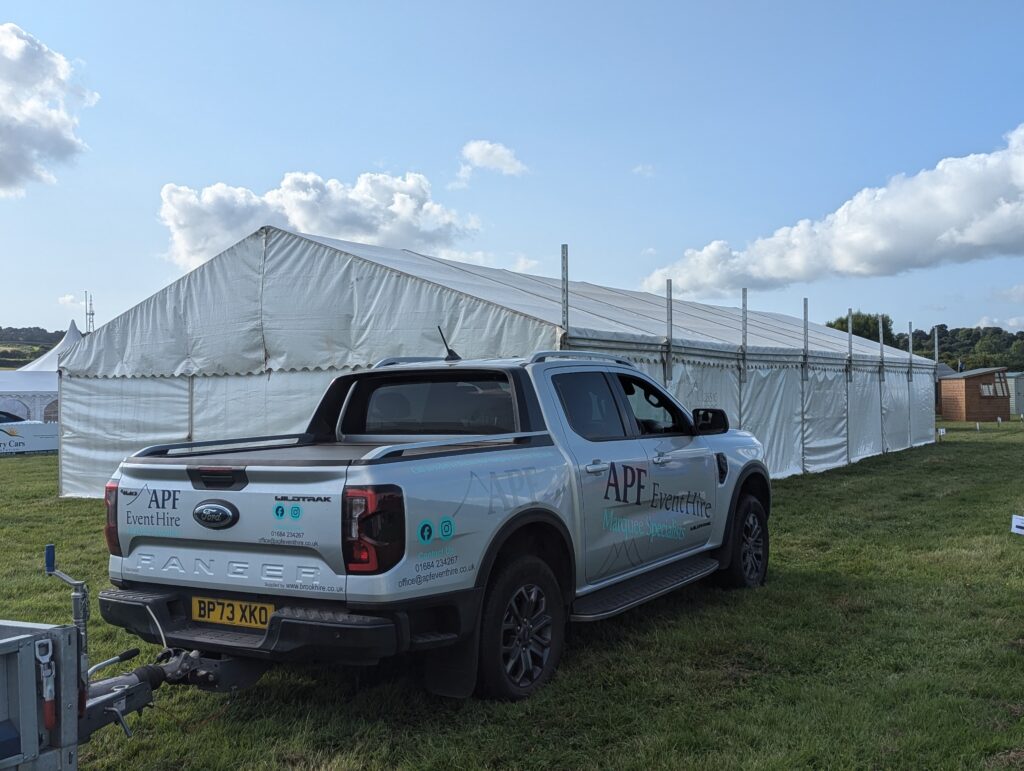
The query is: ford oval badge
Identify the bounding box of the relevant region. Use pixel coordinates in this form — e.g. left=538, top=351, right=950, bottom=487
left=192, top=500, right=239, bottom=530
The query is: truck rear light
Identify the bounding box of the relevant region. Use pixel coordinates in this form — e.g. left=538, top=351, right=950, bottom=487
left=103, top=480, right=121, bottom=556
left=343, top=485, right=404, bottom=574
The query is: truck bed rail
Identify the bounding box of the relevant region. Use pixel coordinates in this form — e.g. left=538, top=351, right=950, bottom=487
left=361, top=431, right=551, bottom=460
left=133, top=433, right=314, bottom=459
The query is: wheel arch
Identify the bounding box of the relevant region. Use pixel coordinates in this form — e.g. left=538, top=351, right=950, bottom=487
left=475, top=507, right=576, bottom=606
left=714, top=461, right=771, bottom=570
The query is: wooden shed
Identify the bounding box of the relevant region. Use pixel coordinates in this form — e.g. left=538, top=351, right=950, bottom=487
left=938, top=367, right=1011, bottom=422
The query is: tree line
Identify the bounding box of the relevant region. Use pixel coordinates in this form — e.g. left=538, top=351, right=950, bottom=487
left=0, top=326, right=65, bottom=345
left=826, top=312, right=1024, bottom=372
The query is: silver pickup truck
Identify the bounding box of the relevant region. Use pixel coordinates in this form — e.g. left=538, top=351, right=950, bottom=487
left=99, top=352, right=771, bottom=699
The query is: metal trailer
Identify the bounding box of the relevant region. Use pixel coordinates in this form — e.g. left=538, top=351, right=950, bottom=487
left=0, top=621, right=79, bottom=769
left=1, top=547, right=265, bottom=770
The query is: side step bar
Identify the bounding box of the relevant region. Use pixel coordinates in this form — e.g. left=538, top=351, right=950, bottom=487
left=570, top=555, right=719, bottom=621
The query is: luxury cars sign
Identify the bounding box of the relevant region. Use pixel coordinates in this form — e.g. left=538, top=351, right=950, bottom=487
left=0, top=421, right=59, bottom=455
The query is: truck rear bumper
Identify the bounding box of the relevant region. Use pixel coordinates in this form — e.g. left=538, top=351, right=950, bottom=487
left=99, top=585, right=481, bottom=666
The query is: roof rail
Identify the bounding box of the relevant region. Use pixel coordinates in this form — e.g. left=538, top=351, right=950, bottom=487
left=527, top=351, right=636, bottom=368
left=373, top=356, right=447, bottom=368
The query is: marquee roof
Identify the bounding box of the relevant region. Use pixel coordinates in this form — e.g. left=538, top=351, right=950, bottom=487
left=61, top=227, right=935, bottom=378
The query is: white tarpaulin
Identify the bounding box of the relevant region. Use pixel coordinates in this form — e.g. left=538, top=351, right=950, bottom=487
left=849, top=369, right=884, bottom=463
left=882, top=372, right=911, bottom=452
left=673, top=361, right=741, bottom=428
left=60, top=375, right=190, bottom=497
left=912, top=373, right=937, bottom=446
left=59, top=226, right=937, bottom=497
left=742, top=367, right=803, bottom=478
left=190, top=371, right=339, bottom=441
left=803, top=368, right=849, bottom=473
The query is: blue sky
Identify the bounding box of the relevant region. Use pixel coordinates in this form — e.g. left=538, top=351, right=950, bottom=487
left=3, top=1, right=1024, bottom=334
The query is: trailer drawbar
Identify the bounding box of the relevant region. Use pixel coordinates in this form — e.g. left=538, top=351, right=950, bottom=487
left=0, top=545, right=265, bottom=769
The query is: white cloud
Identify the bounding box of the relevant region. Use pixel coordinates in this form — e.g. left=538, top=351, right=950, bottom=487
left=160, top=170, right=477, bottom=270
left=512, top=255, right=539, bottom=273
left=641, top=247, right=657, bottom=257
left=57, top=293, right=82, bottom=307
left=997, top=283, right=1024, bottom=303
left=632, top=164, right=655, bottom=177
left=450, top=140, right=527, bottom=189
left=644, top=124, right=1024, bottom=295
left=0, top=23, right=97, bottom=197
left=976, top=315, right=1024, bottom=330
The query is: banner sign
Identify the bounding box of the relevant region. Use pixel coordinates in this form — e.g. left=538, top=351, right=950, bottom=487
left=0, top=421, right=58, bottom=455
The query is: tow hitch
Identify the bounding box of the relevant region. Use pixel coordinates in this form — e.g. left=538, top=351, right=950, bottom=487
left=0, top=545, right=268, bottom=769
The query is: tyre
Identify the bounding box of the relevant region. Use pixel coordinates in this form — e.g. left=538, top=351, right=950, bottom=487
left=477, top=554, right=566, bottom=700
left=716, top=494, right=769, bottom=588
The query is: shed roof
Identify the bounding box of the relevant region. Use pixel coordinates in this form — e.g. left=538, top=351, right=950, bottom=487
left=939, top=367, right=1008, bottom=380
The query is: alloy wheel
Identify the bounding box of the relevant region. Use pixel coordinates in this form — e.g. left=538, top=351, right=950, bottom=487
left=500, top=583, right=553, bottom=688
left=740, top=511, right=765, bottom=583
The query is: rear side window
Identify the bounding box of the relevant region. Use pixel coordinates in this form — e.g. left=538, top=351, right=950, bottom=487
left=340, top=372, right=516, bottom=436
left=552, top=372, right=626, bottom=441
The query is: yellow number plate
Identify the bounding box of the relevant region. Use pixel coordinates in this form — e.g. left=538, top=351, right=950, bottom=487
left=191, top=597, right=274, bottom=630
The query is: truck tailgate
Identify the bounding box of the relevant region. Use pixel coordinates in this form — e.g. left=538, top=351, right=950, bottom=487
left=113, top=462, right=349, bottom=600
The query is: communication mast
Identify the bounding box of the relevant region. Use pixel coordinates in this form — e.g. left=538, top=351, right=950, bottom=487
left=84, top=291, right=95, bottom=333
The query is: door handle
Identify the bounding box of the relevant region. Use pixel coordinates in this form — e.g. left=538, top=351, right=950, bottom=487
left=585, top=461, right=610, bottom=474
left=652, top=453, right=670, bottom=465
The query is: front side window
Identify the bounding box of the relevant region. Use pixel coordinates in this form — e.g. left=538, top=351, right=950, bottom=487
left=616, top=375, right=690, bottom=436
left=552, top=372, right=627, bottom=441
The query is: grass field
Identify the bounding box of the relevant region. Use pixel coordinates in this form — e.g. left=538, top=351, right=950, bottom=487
left=3, top=422, right=1024, bottom=769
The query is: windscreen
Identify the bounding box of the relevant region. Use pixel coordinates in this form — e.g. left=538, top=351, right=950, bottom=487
left=339, top=371, right=517, bottom=436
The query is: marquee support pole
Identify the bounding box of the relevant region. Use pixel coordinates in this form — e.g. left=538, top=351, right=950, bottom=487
left=560, top=244, right=569, bottom=348
left=665, top=279, right=673, bottom=385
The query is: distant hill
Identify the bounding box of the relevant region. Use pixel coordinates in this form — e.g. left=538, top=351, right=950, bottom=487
left=0, top=327, right=65, bottom=369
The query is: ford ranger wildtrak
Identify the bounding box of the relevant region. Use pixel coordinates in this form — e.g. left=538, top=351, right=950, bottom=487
left=99, top=352, right=771, bottom=700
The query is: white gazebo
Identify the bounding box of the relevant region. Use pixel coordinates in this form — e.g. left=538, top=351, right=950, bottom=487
left=0, top=320, right=83, bottom=421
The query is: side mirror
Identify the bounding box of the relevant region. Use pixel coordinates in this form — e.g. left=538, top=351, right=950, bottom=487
left=693, top=408, right=729, bottom=435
